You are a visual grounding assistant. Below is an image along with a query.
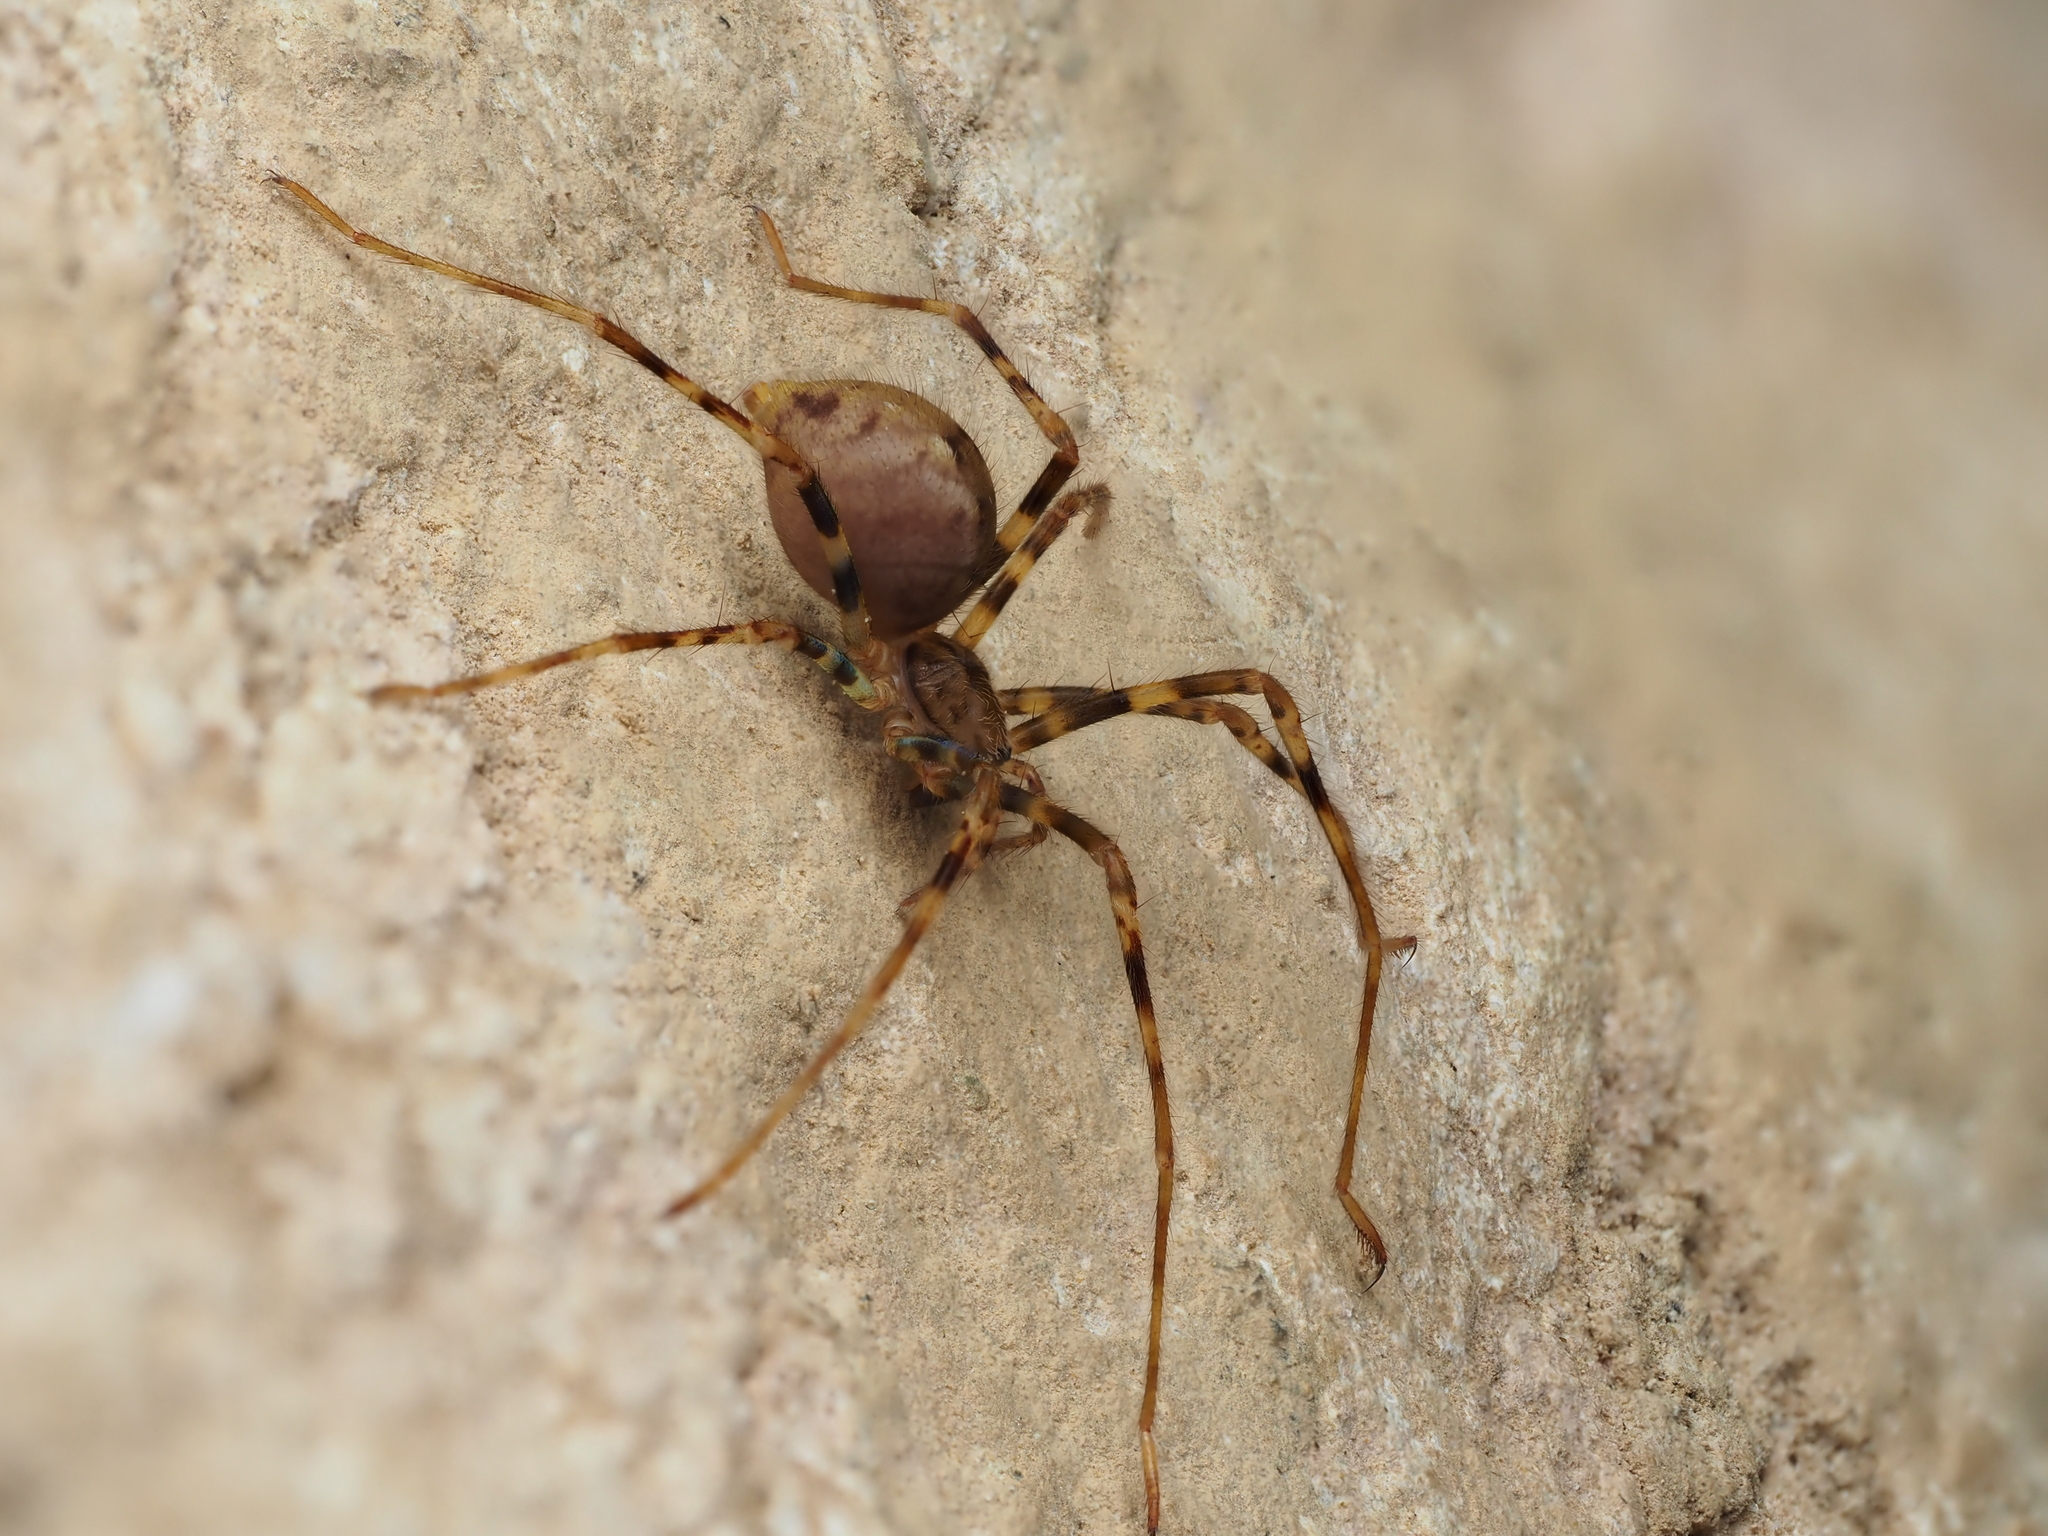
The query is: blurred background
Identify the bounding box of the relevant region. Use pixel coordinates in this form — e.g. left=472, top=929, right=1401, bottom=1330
left=1067, top=0, right=2047, bottom=1527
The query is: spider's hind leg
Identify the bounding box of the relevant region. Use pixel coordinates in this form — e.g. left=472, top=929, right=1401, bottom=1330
left=270, top=174, right=878, bottom=650
left=367, top=619, right=876, bottom=708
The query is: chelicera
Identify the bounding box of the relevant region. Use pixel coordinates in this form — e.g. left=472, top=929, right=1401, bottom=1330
left=271, top=172, right=1409, bottom=1533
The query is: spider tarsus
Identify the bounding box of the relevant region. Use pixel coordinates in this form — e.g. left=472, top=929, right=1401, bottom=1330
left=366, top=683, right=432, bottom=704
left=1141, top=1428, right=1161, bottom=1534
left=660, top=1188, right=707, bottom=1220
left=1357, top=1231, right=1390, bottom=1292
left=1337, top=1187, right=1390, bottom=1289
left=1063, top=480, right=1113, bottom=540
left=750, top=205, right=795, bottom=280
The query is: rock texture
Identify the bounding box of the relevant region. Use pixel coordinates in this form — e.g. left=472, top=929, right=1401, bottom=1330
left=10, top=2, right=2031, bottom=1533
left=1062, top=4, right=2048, bottom=1531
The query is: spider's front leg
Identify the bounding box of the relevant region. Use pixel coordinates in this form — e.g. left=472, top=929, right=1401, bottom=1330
left=996, top=784, right=1174, bottom=1534
left=1007, top=670, right=1408, bottom=1285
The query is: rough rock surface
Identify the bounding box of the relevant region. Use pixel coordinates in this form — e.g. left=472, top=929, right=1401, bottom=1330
left=6, top=3, right=2034, bottom=1534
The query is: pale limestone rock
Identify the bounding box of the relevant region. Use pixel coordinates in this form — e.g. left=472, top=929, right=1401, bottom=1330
left=0, top=5, right=1757, bottom=1531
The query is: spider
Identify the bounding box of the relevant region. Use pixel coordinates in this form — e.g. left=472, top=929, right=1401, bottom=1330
left=271, top=171, right=1409, bottom=1533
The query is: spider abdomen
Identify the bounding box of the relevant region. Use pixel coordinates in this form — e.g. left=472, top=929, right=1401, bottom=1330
left=744, top=380, right=1001, bottom=640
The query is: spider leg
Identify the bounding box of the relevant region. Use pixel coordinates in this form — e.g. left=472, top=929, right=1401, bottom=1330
left=999, top=685, right=1100, bottom=715
left=886, top=764, right=1040, bottom=920
left=910, top=760, right=1048, bottom=855
left=269, top=175, right=875, bottom=650
left=1010, top=671, right=1400, bottom=1286
left=663, top=771, right=1004, bottom=1217
left=367, top=619, right=877, bottom=708
left=752, top=209, right=1079, bottom=559
left=987, top=759, right=1051, bottom=854
left=1005, top=689, right=1299, bottom=790
left=953, top=483, right=1111, bottom=649
left=1008, top=701, right=1421, bottom=975
left=988, top=823, right=1050, bottom=856
left=995, top=784, right=1172, bottom=1536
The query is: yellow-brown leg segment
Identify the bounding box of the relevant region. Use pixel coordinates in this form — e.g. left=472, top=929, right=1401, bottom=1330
left=953, top=483, right=1111, bottom=649
left=1006, top=696, right=1418, bottom=968
left=752, top=208, right=1080, bottom=557
left=1004, top=688, right=1298, bottom=789
left=663, top=771, right=1005, bottom=1216
left=987, top=760, right=1052, bottom=855
left=268, top=174, right=874, bottom=650
left=1010, top=672, right=1398, bottom=1285
left=996, top=785, right=1173, bottom=1535
left=366, top=619, right=877, bottom=708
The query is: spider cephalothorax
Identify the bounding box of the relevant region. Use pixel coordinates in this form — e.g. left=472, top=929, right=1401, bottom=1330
left=272, top=172, right=1408, bottom=1535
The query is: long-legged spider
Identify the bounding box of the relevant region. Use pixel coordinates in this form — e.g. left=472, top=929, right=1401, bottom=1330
left=272, top=172, right=1409, bottom=1532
